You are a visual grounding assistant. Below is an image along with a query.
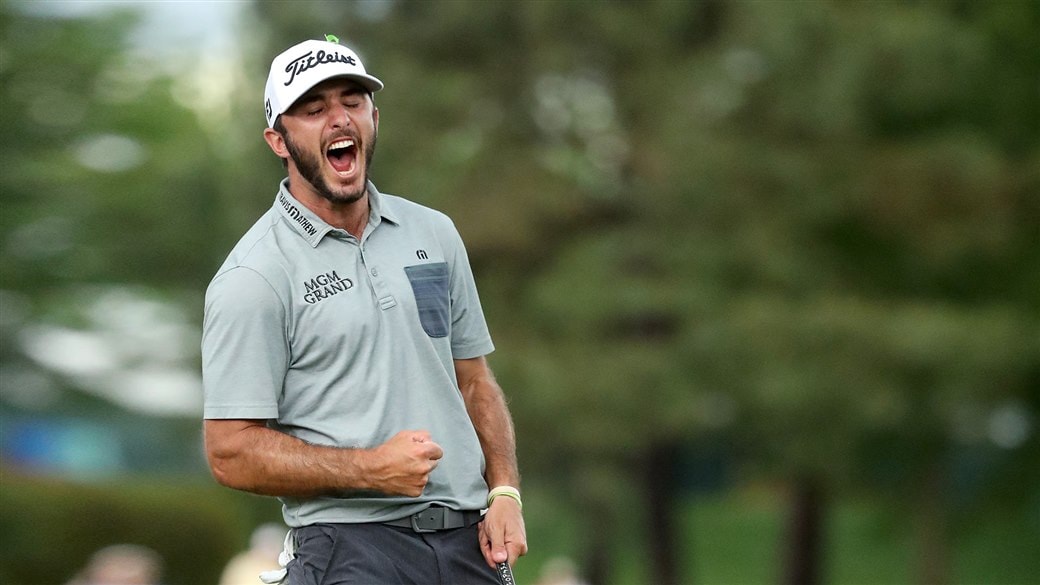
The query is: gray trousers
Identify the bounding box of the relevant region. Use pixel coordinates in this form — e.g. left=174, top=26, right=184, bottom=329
left=286, top=523, right=501, bottom=585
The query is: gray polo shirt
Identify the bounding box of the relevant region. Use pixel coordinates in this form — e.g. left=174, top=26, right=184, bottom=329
left=202, top=179, right=495, bottom=527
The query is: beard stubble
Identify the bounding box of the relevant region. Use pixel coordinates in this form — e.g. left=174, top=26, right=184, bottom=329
left=284, top=130, right=377, bottom=206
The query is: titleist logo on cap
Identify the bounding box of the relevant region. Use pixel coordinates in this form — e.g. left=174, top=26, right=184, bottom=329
left=264, top=37, right=382, bottom=128
left=283, top=50, right=358, bottom=86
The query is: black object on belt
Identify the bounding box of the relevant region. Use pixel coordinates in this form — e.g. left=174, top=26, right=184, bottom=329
left=383, top=506, right=483, bottom=533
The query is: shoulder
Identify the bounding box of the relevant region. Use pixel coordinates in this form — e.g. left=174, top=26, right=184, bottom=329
left=380, top=192, right=456, bottom=231
left=379, top=192, right=466, bottom=258
left=205, top=266, right=285, bottom=320
left=208, top=210, right=292, bottom=300
left=215, top=211, right=288, bottom=273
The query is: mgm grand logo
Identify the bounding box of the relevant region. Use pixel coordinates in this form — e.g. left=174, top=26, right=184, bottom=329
left=303, top=270, right=353, bottom=304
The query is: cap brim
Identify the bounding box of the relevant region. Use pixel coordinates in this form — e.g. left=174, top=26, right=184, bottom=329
left=280, top=73, right=384, bottom=117
left=306, top=73, right=384, bottom=96
left=266, top=72, right=384, bottom=128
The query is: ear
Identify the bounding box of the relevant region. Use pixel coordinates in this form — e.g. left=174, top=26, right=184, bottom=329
left=263, top=127, right=290, bottom=160
left=372, top=106, right=379, bottom=132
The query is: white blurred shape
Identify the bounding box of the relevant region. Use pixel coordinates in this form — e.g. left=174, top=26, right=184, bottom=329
left=74, top=134, right=146, bottom=173
left=988, top=402, right=1031, bottom=449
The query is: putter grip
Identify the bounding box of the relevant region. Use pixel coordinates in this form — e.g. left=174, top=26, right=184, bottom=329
left=496, top=561, right=516, bottom=585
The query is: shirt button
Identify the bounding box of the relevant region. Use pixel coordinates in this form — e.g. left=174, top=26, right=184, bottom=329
left=370, top=267, right=379, bottom=277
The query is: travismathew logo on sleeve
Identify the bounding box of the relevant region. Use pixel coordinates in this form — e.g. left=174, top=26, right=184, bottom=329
left=278, top=193, right=318, bottom=236
left=303, top=270, right=353, bottom=304
left=283, top=50, right=357, bottom=86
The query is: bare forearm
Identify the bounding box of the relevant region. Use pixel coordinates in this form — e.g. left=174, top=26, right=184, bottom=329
left=205, top=421, right=371, bottom=497
left=205, top=421, right=443, bottom=499
left=459, top=370, right=520, bottom=488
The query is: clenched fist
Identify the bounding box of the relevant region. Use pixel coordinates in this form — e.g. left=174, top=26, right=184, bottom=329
left=367, top=430, right=444, bottom=497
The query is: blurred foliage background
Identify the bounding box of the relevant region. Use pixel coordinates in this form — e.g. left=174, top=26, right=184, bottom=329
left=1, top=1, right=1037, bottom=584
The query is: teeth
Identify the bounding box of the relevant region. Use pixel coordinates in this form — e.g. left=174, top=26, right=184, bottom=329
left=329, top=139, right=354, bottom=151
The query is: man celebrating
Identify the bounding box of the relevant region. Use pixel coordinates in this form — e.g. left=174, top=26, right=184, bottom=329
left=202, top=35, right=526, bottom=584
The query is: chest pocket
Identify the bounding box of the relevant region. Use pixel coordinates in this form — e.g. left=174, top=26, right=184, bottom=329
left=404, top=262, right=450, bottom=338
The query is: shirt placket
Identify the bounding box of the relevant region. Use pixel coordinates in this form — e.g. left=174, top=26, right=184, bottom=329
left=359, top=244, right=397, bottom=310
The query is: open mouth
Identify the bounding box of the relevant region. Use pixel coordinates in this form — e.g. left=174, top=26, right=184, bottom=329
left=326, top=138, right=358, bottom=176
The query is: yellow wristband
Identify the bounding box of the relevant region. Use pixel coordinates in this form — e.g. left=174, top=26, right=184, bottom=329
left=487, top=486, right=522, bottom=510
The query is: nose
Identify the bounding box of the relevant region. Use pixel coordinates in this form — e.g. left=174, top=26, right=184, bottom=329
left=328, top=103, right=351, bottom=129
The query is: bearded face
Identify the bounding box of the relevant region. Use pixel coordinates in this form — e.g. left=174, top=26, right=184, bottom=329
left=282, top=123, right=377, bottom=205
left=270, top=78, right=380, bottom=207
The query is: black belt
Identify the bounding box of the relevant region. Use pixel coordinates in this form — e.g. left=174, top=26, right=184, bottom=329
left=383, top=506, right=483, bottom=533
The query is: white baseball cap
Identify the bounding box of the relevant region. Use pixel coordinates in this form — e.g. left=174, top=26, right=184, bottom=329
left=264, top=35, right=384, bottom=128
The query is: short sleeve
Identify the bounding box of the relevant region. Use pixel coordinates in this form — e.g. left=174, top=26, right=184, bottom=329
left=202, top=266, right=288, bottom=419
left=444, top=223, right=495, bottom=359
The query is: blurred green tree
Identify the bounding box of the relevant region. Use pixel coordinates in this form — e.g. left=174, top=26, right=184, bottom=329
left=242, top=1, right=1039, bottom=583
left=0, top=4, right=237, bottom=468
left=4, top=0, right=1036, bottom=583
left=0, top=9, right=233, bottom=292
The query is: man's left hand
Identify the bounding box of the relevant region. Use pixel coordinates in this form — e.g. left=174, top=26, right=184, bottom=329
left=479, top=496, right=527, bottom=568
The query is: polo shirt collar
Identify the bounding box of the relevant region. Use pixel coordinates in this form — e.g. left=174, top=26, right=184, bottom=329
left=367, top=181, right=401, bottom=227
left=273, top=179, right=400, bottom=247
